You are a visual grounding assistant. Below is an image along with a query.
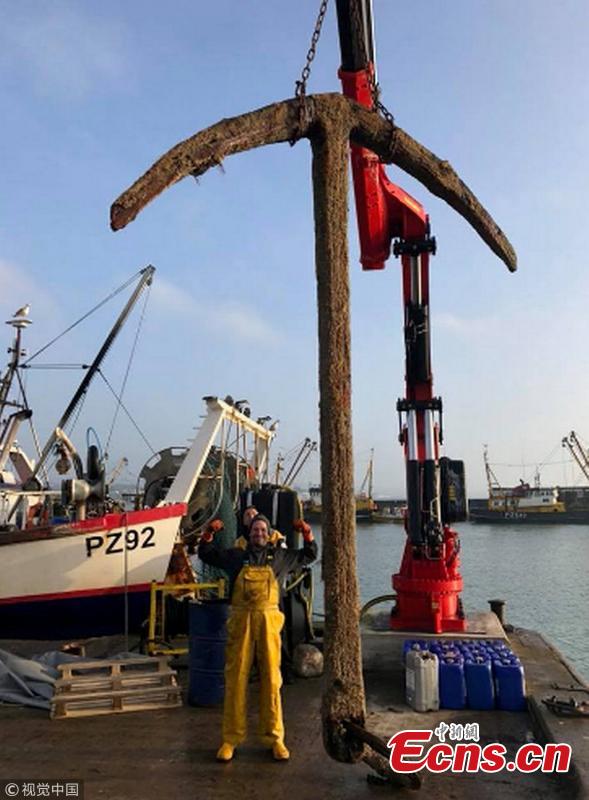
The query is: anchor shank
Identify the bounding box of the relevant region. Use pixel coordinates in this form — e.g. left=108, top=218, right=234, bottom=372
left=311, top=116, right=366, bottom=764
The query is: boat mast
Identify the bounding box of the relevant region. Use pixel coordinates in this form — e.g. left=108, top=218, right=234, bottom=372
left=359, top=448, right=374, bottom=497
left=0, top=316, right=33, bottom=471
left=0, top=321, right=25, bottom=411
left=283, top=438, right=318, bottom=487
left=286, top=440, right=317, bottom=486
left=8, top=267, right=154, bottom=513
left=274, top=454, right=284, bottom=485
left=483, top=445, right=501, bottom=492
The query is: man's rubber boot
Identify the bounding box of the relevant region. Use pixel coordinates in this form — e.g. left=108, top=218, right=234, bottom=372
left=272, top=741, right=290, bottom=761
left=216, top=743, right=235, bottom=762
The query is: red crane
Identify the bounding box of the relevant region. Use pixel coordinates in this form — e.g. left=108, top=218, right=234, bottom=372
left=335, top=0, right=466, bottom=633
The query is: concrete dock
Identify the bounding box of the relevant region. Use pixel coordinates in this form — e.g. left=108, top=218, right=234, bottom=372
left=0, top=619, right=586, bottom=800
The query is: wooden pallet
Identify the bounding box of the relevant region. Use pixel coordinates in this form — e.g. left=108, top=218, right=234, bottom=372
left=51, top=657, right=182, bottom=719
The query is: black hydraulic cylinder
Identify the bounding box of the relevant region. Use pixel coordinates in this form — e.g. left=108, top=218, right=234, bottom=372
left=335, top=0, right=375, bottom=71
left=404, top=303, right=431, bottom=384
left=423, top=459, right=438, bottom=526
left=406, top=460, right=423, bottom=545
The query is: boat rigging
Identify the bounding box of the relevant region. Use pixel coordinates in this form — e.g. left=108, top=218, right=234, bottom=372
left=0, top=269, right=280, bottom=639
left=6, top=266, right=155, bottom=523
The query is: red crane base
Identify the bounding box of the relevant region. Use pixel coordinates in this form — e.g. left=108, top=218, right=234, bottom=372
left=390, top=526, right=466, bottom=634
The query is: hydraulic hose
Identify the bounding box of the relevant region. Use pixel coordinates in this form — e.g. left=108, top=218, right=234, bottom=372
left=359, top=593, right=397, bottom=623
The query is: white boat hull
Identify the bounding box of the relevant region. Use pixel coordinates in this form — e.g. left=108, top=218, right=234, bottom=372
left=0, top=504, right=186, bottom=639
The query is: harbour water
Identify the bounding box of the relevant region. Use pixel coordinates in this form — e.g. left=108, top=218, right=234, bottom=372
left=312, top=521, right=589, bottom=680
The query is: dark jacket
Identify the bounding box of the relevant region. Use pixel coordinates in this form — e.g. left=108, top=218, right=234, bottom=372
left=198, top=538, right=317, bottom=598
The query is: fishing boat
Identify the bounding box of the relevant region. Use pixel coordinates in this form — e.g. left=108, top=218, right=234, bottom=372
left=305, top=489, right=376, bottom=522
left=371, top=503, right=406, bottom=524
left=0, top=272, right=276, bottom=638
left=469, top=445, right=589, bottom=524
left=304, top=450, right=378, bottom=522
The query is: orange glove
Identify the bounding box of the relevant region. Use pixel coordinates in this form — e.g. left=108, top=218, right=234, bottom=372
left=293, top=519, right=313, bottom=540
left=202, top=519, right=224, bottom=542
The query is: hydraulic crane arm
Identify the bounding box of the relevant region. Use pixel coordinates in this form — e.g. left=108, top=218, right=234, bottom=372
left=335, top=0, right=429, bottom=270
left=335, top=0, right=376, bottom=73
left=336, top=0, right=465, bottom=633
left=336, top=0, right=438, bottom=544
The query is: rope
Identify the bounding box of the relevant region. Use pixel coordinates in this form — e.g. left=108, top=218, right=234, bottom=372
left=283, top=437, right=309, bottom=460
left=224, top=420, right=242, bottom=509
left=66, top=391, right=87, bottom=438
left=537, top=442, right=560, bottom=469
left=23, top=269, right=143, bottom=366
left=14, top=367, right=49, bottom=485
left=285, top=567, right=316, bottom=640
left=98, top=369, right=156, bottom=456
left=22, top=364, right=88, bottom=370
left=491, top=459, right=574, bottom=468
left=104, top=280, right=152, bottom=457
left=86, top=427, right=103, bottom=460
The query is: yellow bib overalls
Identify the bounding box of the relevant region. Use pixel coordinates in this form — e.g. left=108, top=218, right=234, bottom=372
left=223, top=561, right=285, bottom=747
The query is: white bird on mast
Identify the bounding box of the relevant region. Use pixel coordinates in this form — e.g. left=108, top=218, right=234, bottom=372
left=13, top=304, right=30, bottom=318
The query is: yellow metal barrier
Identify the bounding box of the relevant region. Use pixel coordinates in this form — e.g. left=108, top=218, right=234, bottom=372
left=146, top=578, right=226, bottom=656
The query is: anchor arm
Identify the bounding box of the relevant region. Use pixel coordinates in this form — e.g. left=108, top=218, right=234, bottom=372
left=110, top=94, right=516, bottom=272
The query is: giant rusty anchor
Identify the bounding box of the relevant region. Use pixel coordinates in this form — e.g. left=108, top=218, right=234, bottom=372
left=111, top=93, right=516, bottom=781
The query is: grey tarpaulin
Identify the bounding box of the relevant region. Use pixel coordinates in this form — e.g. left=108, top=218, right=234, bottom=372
left=0, top=650, right=141, bottom=711
left=0, top=649, right=68, bottom=710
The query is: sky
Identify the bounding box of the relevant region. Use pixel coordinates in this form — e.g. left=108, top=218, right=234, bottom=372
left=1, top=0, right=589, bottom=498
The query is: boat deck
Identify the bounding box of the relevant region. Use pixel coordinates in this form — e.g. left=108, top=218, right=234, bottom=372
left=0, top=617, right=586, bottom=800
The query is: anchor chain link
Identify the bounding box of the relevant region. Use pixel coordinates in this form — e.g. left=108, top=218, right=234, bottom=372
left=292, top=0, right=396, bottom=150
left=295, top=0, right=330, bottom=99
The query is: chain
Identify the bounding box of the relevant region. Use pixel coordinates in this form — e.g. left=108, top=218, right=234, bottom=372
left=349, top=0, right=396, bottom=130
left=295, top=0, right=330, bottom=98
left=292, top=0, right=396, bottom=150
left=374, top=96, right=396, bottom=129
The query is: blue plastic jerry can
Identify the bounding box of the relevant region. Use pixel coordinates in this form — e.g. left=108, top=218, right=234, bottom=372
left=465, top=656, right=495, bottom=710
left=403, top=640, right=417, bottom=662
left=439, top=656, right=466, bottom=709
left=493, top=659, right=526, bottom=711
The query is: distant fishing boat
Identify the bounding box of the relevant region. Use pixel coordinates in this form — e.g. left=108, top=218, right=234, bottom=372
left=469, top=443, right=589, bottom=524
left=371, top=504, right=406, bottom=524
left=304, top=450, right=377, bottom=522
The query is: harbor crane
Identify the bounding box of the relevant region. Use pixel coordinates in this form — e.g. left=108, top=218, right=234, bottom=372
left=562, top=431, right=589, bottom=483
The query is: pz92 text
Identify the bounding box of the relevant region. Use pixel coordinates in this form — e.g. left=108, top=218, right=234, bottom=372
left=85, top=527, right=156, bottom=558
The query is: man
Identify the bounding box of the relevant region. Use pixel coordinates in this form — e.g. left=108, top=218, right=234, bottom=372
left=235, top=505, right=286, bottom=549
left=199, top=513, right=317, bottom=762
